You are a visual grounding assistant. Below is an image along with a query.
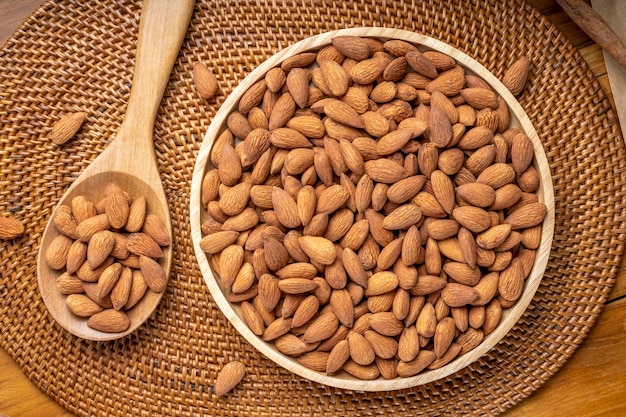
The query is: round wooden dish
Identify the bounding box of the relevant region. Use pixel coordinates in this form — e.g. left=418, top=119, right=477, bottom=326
left=190, top=27, right=555, bottom=391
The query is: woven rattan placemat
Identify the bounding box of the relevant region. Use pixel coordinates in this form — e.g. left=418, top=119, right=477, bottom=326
left=1, top=0, right=625, bottom=416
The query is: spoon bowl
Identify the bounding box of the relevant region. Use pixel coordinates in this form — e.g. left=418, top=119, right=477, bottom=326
left=37, top=172, right=172, bottom=341
left=37, top=0, right=194, bottom=341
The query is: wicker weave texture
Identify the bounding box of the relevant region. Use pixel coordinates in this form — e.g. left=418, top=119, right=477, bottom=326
left=0, top=0, right=624, bottom=416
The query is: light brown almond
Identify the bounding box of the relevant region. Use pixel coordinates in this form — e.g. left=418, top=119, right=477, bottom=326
left=127, top=233, right=163, bottom=259
left=139, top=255, right=167, bottom=293
left=87, top=230, right=115, bottom=269
left=56, top=272, right=84, bottom=294
left=214, top=361, right=245, bottom=398
left=326, top=339, right=351, bottom=374
left=45, top=234, right=74, bottom=270
left=382, top=204, right=422, bottom=230
left=396, top=350, right=437, bottom=377
left=193, top=62, right=219, bottom=100
left=476, top=224, right=512, bottom=250
left=110, top=266, right=133, bottom=310
left=66, top=293, right=103, bottom=317
left=452, top=206, right=491, bottom=233
left=302, top=312, right=339, bottom=343
left=369, top=312, right=404, bottom=336
left=441, top=283, right=480, bottom=307
left=271, top=186, right=301, bottom=228
left=348, top=331, right=376, bottom=365
left=87, top=309, right=130, bottom=333
left=298, top=236, right=336, bottom=265
left=434, top=317, right=456, bottom=358
left=50, top=112, right=85, bottom=145
left=504, top=202, right=547, bottom=229
left=502, top=56, right=531, bottom=96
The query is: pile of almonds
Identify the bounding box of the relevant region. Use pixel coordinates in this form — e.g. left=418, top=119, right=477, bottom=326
left=45, top=183, right=171, bottom=333
left=199, top=35, right=546, bottom=380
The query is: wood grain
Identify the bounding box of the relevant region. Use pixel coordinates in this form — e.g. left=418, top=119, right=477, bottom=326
left=0, top=0, right=625, bottom=416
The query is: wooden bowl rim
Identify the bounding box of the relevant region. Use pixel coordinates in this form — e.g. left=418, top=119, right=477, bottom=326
left=190, top=27, right=555, bottom=391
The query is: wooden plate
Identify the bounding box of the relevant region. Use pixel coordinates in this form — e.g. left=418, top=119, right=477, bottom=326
left=190, top=27, right=555, bottom=391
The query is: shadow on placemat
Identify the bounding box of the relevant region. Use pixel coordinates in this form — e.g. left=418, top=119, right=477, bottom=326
left=0, top=0, right=625, bottom=416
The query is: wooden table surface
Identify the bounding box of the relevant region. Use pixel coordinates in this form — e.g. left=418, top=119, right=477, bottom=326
left=1, top=1, right=624, bottom=416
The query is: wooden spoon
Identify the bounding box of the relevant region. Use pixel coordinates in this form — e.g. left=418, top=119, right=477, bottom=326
left=37, top=0, right=195, bottom=341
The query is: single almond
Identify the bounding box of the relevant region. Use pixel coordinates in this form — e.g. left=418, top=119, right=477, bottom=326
left=53, top=205, right=79, bottom=239
left=127, top=233, right=163, bottom=258
left=326, top=339, right=351, bottom=374
left=406, top=50, right=438, bottom=78
left=443, top=262, right=481, bottom=286
left=434, top=317, right=456, bottom=358
left=111, top=266, right=133, bottom=310
left=302, top=312, right=339, bottom=343
left=87, top=230, right=115, bottom=269
left=452, top=206, right=491, bottom=233
left=460, top=88, right=498, bottom=109
left=348, top=331, right=376, bottom=365
left=441, top=283, right=480, bottom=307
left=316, top=184, right=350, bottom=214
left=511, top=132, right=534, bottom=175
left=56, top=272, right=84, bottom=294
left=350, top=57, right=388, bottom=84
left=286, top=68, right=310, bottom=108
left=396, top=350, right=437, bottom=377
left=45, top=234, right=74, bottom=270
left=214, top=361, right=245, bottom=397
left=271, top=186, right=301, bottom=228
left=502, top=56, right=531, bottom=96
left=381, top=204, right=422, bottom=231
left=269, top=93, right=297, bottom=130
left=50, top=112, right=85, bottom=145
left=476, top=224, right=512, bottom=250
left=298, top=235, right=336, bottom=266
left=66, top=293, right=103, bottom=317
left=87, top=309, right=130, bottom=333
left=139, top=255, right=167, bottom=293
left=193, top=62, right=219, bottom=100
left=332, top=36, right=370, bottom=60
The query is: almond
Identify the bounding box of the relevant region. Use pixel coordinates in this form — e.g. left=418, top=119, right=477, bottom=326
left=193, top=62, right=219, bottom=99
left=87, top=309, right=130, bottom=333
left=53, top=205, right=79, bottom=239
left=269, top=93, right=297, bottom=130
left=87, top=230, right=115, bottom=269
left=511, top=132, right=534, bottom=175
left=342, top=247, right=369, bottom=287
left=412, top=192, right=447, bottom=218
left=217, top=142, right=242, bottom=186
left=504, top=202, right=547, bottom=229
left=348, top=331, right=376, bottom=365
left=460, top=88, right=498, bottom=109
left=76, top=214, right=110, bottom=242
left=382, top=204, right=422, bottom=230
left=56, top=272, right=84, bottom=294
left=396, top=350, right=437, bottom=377
left=343, top=360, right=380, bottom=380
left=365, top=271, right=399, bottom=296
left=456, top=183, right=495, bottom=208
left=302, top=312, right=339, bottom=343
left=443, top=262, right=481, bottom=286
left=452, top=206, right=491, bottom=233
left=326, top=339, right=351, bottom=374
left=277, top=278, right=318, bottom=294
left=476, top=224, right=512, bottom=249
left=316, top=184, right=349, bottom=214
left=406, top=51, right=437, bottom=79
left=369, top=312, right=404, bottom=336
left=219, top=182, right=251, bottom=216
left=110, top=266, right=133, bottom=310
left=50, top=112, right=85, bottom=145
left=441, top=283, right=480, bottom=307
left=139, top=255, right=168, bottom=293
left=298, top=236, right=336, bottom=265
left=127, top=233, right=163, bottom=258
left=498, top=258, right=525, bottom=301
left=258, top=273, right=282, bottom=311
left=483, top=299, right=502, bottom=335
left=434, top=317, right=456, bottom=358
left=286, top=68, right=310, bottom=108
left=502, top=56, right=531, bottom=96
left=319, top=58, right=350, bottom=97
left=66, top=293, right=103, bottom=317
left=332, top=36, right=370, bottom=60
left=339, top=219, right=369, bottom=251
left=350, top=57, right=388, bottom=84
left=214, top=361, right=245, bottom=397
left=0, top=216, right=24, bottom=240
left=45, top=234, right=74, bottom=270
left=271, top=186, right=301, bottom=228
left=125, top=196, right=147, bottom=232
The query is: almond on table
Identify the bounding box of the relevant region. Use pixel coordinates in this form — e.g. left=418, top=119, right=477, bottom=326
left=199, top=35, right=547, bottom=381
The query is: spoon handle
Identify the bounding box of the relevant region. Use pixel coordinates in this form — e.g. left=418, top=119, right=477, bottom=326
left=121, top=0, right=195, bottom=143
